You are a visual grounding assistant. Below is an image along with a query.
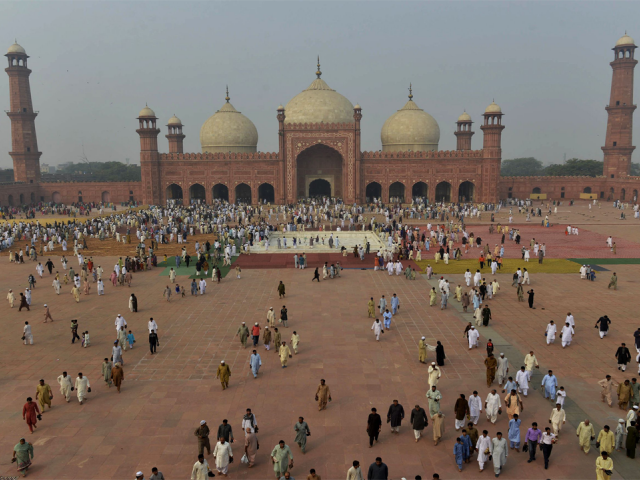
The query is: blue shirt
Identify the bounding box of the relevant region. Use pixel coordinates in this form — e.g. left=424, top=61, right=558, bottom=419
left=383, top=312, right=392, bottom=323
left=127, top=333, right=135, bottom=343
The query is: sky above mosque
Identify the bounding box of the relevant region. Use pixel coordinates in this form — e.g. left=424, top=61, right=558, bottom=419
left=0, top=1, right=637, bottom=168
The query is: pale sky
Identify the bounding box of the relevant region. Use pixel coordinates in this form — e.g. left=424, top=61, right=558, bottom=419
left=0, top=1, right=637, bottom=169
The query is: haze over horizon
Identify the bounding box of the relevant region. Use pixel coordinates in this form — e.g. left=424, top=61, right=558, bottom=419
left=0, top=1, right=638, bottom=169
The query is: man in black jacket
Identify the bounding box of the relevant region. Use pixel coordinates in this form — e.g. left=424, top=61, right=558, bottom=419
left=149, top=329, right=159, bottom=354
left=367, top=457, right=388, bottom=480
left=410, top=404, right=428, bottom=442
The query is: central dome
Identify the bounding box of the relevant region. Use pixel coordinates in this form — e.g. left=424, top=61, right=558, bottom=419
left=381, top=89, right=440, bottom=152
left=200, top=91, right=258, bottom=154
left=285, top=63, right=354, bottom=125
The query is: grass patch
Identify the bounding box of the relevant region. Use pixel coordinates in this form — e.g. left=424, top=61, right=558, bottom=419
left=158, top=256, right=237, bottom=279
left=569, top=258, right=640, bottom=265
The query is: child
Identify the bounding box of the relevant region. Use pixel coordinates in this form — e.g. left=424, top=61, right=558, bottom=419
left=84, top=331, right=90, bottom=347
left=556, top=386, right=566, bottom=407
left=127, top=330, right=135, bottom=349
left=181, top=286, right=185, bottom=297
left=175, top=284, right=180, bottom=295
left=63, top=273, right=69, bottom=285
left=453, top=437, right=464, bottom=472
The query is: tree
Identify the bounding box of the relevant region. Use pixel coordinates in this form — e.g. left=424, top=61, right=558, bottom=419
left=543, top=159, right=602, bottom=177
left=630, top=163, right=640, bottom=176
left=54, top=161, right=141, bottom=181
left=500, top=157, right=544, bottom=176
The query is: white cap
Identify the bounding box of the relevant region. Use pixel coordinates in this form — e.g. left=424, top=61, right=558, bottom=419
left=44, top=304, right=47, bottom=307
left=200, top=420, right=206, bottom=425
left=421, top=336, right=425, bottom=340
left=500, top=353, right=504, bottom=356
left=634, top=406, right=639, bottom=410
left=255, top=322, right=258, bottom=325
left=221, top=360, right=225, bottom=363
left=431, top=362, right=436, bottom=365
left=136, top=473, right=143, bottom=477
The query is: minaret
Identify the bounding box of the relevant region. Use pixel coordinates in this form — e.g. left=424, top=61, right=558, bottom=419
left=166, top=114, right=185, bottom=153
left=5, top=41, right=41, bottom=184
left=137, top=105, right=161, bottom=205
left=603, top=33, right=637, bottom=178
left=480, top=101, right=504, bottom=150
left=480, top=101, right=504, bottom=203
left=454, top=111, right=474, bottom=150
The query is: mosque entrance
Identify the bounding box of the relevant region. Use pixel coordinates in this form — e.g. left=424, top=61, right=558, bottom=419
left=308, top=179, right=332, bottom=198
left=296, top=144, right=343, bottom=199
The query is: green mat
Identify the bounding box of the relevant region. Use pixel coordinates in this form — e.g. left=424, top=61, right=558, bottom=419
left=158, top=256, right=236, bottom=279
left=569, top=258, right=640, bottom=265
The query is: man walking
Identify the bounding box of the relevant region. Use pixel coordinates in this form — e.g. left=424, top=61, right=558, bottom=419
left=410, top=404, right=428, bottom=442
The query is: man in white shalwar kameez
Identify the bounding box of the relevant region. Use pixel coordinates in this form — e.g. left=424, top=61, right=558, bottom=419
left=469, top=391, right=482, bottom=425
left=57, top=371, right=72, bottom=402
left=485, top=389, right=502, bottom=423
left=212, top=438, right=233, bottom=475
left=74, top=373, right=90, bottom=404
left=546, top=321, right=557, bottom=344
left=492, top=433, right=508, bottom=476
left=560, top=322, right=574, bottom=348
left=476, top=431, right=493, bottom=472
left=395, top=261, right=403, bottom=275
left=115, top=314, right=127, bottom=333
left=148, top=318, right=158, bottom=334
left=199, top=279, right=207, bottom=294
left=464, top=269, right=472, bottom=286
left=515, top=366, right=529, bottom=396
left=468, top=326, right=480, bottom=349
left=191, top=455, right=211, bottom=480
left=387, top=261, right=394, bottom=275
left=371, top=319, right=383, bottom=341
left=428, top=363, right=441, bottom=388
left=497, top=353, right=509, bottom=385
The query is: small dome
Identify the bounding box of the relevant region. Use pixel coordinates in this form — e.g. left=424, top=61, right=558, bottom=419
left=485, top=101, right=502, bottom=114
left=285, top=77, right=354, bottom=125
left=200, top=99, right=258, bottom=154
left=277, top=105, right=284, bottom=111
left=616, top=34, right=635, bottom=46
left=7, top=42, right=25, bottom=54
left=139, top=105, right=156, bottom=117
left=458, top=111, right=472, bottom=122
left=381, top=97, right=440, bottom=152
left=167, top=115, right=182, bottom=126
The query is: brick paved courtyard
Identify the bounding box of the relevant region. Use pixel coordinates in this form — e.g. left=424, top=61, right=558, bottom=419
left=0, top=203, right=639, bottom=479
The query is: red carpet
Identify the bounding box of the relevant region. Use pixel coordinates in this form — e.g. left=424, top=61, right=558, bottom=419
left=233, top=253, right=420, bottom=271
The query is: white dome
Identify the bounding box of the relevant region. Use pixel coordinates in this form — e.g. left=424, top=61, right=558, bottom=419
left=381, top=98, right=440, bottom=152
left=138, top=105, right=156, bottom=117
left=167, top=115, right=182, bottom=126
left=485, top=101, right=502, bottom=114
left=7, top=42, right=25, bottom=54
left=285, top=77, right=354, bottom=125
left=616, top=34, right=635, bottom=46
left=200, top=100, right=258, bottom=154
left=458, top=111, right=472, bottom=122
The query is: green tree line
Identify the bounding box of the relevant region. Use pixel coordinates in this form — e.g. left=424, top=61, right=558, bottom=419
left=501, top=157, right=640, bottom=177
left=53, top=162, right=141, bottom=181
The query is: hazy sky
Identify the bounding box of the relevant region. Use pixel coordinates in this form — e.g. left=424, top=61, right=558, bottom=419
left=0, top=1, right=638, bottom=169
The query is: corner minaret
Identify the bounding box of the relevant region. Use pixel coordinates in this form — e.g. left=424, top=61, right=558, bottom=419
left=137, top=105, right=161, bottom=205
left=166, top=114, right=185, bottom=153
left=5, top=41, right=41, bottom=184
left=603, top=33, right=637, bottom=178
left=454, top=111, right=474, bottom=150
left=480, top=101, right=504, bottom=203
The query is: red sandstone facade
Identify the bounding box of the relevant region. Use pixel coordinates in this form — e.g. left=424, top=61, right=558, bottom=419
left=4, top=37, right=640, bottom=206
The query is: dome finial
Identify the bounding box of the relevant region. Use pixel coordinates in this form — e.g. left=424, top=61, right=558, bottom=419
left=225, top=85, right=230, bottom=103
left=316, top=55, right=322, bottom=79
left=408, top=83, right=413, bottom=101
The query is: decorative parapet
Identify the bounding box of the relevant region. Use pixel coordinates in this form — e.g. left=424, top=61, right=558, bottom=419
left=284, top=121, right=355, bottom=130
left=361, top=149, right=484, bottom=160
left=499, top=175, right=607, bottom=180
left=160, top=152, right=280, bottom=162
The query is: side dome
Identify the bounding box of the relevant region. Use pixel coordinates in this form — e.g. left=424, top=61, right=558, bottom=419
left=284, top=61, right=354, bottom=125
left=7, top=42, right=26, bottom=54
left=616, top=34, right=635, bottom=46
left=200, top=93, right=258, bottom=154
left=381, top=90, right=440, bottom=152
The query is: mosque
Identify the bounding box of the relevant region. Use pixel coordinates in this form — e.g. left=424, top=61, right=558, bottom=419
left=2, top=35, right=640, bottom=206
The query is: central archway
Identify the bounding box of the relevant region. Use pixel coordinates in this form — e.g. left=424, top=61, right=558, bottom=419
left=102, top=191, right=111, bottom=203
left=412, top=182, right=428, bottom=200
left=296, top=144, right=343, bottom=199
left=212, top=183, right=229, bottom=201
left=365, top=182, right=382, bottom=202
left=235, top=183, right=251, bottom=204
left=258, top=183, right=275, bottom=203
left=435, top=182, right=451, bottom=203
left=389, top=182, right=405, bottom=203
left=458, top=181, right=475, bottom=202
left=189, top=184, right=206, bottom=204
left=166, top=184, right=183, bottom=204
left=309, top=179, right=331, bottom=198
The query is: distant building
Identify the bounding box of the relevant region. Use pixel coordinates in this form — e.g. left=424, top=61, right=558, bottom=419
left=40, top=163, right=55, bottom=174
